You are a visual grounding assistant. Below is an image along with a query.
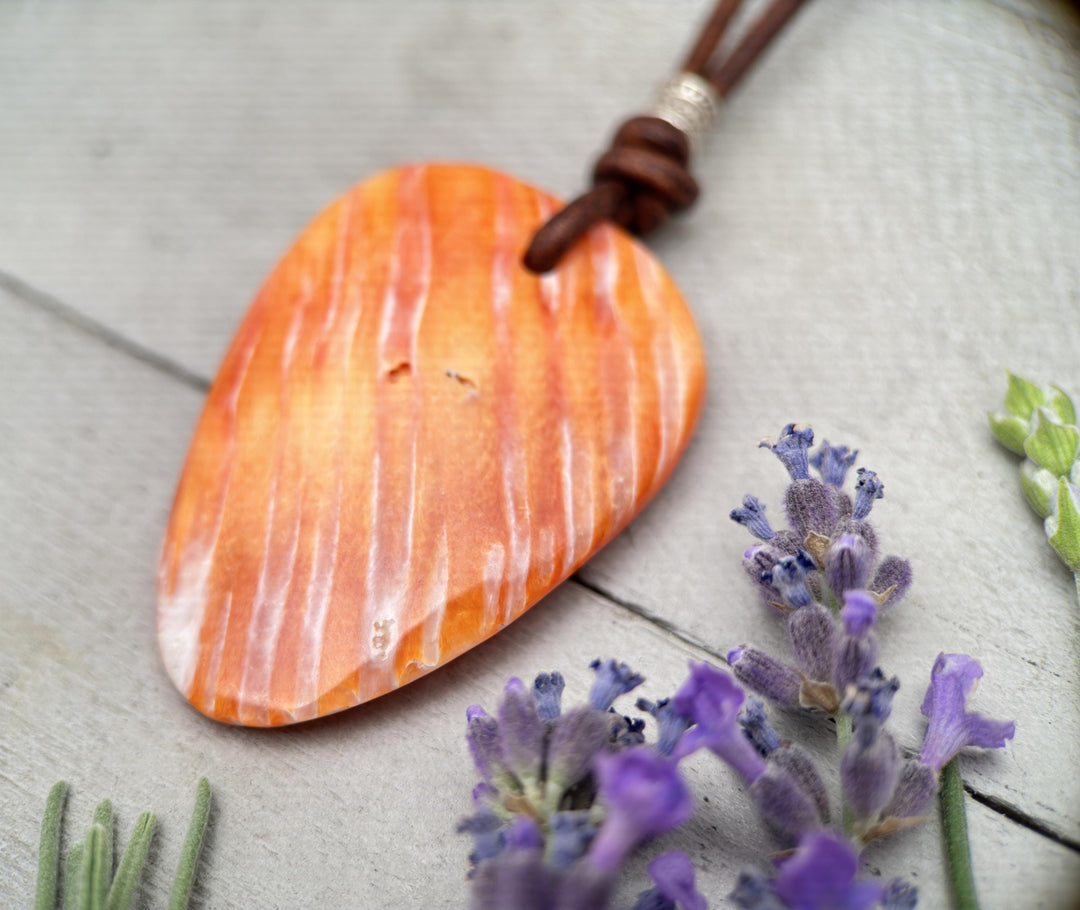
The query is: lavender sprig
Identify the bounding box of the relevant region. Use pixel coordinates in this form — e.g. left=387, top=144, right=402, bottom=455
left=724, top=423, right=1015, bottom=907
left=459, top=662, right=703, bottom=909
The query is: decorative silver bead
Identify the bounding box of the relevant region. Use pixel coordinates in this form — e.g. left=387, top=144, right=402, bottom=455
left=650, top=72, right=721, bottom=156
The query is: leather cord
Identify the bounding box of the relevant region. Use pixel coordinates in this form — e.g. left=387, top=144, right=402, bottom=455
left=523, top=0, right=808, bottom=274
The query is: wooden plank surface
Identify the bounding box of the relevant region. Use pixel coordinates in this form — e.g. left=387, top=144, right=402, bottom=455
left=2, top=1, right=1078, bottom=906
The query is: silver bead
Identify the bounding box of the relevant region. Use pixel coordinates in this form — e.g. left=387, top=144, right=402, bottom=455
left=650, top=72, right=720, bottom=155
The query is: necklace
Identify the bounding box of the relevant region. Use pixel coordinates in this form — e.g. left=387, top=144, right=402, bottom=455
left=157, top=0, right=808, bottom=726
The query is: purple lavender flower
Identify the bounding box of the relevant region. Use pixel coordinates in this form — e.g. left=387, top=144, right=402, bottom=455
left=882, top=760, right=937, bottom=819
left=750, top=768, right=823, bottom=846
left=732, top=495, right=777, bottom=540
left=786, top=602, right=837, bottom=682
left=632, top=851, right=707, bottom=910
left=852, top=469, right=884, bottom=520
left=550, top=811, right=598, bottom=867
left=810, top=440, right=858, bottom=488
left=588, top=748, right=694, bottom=874
left=772, top=830, right=885, bottom=910
left=761, top=423, right=815, bottom=480
left=590, top=659, right=646, bottom=712
left=918, top=653, right=1015, bottom=772
left=762, top=551, right=817, bottom=609
left=466, top=705, right=513, bottom=790
left=636, top=697, right=694, bottom=757
left=824, top=534, right=873, bottom=598
left=499, top=677, right=546, bottom=787
left=832, top=591, right=879, bottom=693
left=533, top=671, right=566, bottom=720
left=870, top=556, right=913, bottom=608
left=785, top=479, right=840, bottom=539
left=767, top=744, right=830, bottom=825
left=673, top=662, right=767, bottom=783
left=547, top=706, right=612, bottom=796
left=740, top=697, right=781, bottom=757
left=727, top=646, right=803, bottom=709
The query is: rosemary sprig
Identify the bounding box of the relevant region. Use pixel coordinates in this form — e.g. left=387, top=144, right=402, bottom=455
left=33, top=778, right=211, bottom=910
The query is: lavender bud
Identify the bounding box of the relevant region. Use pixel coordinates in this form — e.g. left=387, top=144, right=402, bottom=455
left=547, top=707, right=611, bottom=794
left=833, top=592, right=879, bottom=693
left=730, top=870, right=787, bottom=910
left=632, top=851, right=707, bottom=910
left=466, top=706, right=513, bottom=789
left=842, top=727, right=901, bottom=823
left=458, top=809, right=506, bottom=868
left=761, top=551, right=816, bottom=609
left=739, top=698, right=781, bottom=757
left=728, top=646, right=803, bottom=708
left=883, top=760, right=938, bottom=818
left=882, top=879, right=919, bottom=910
left=555, top=861, right=616, bottom=910
left=731, top=495, right=776, bottom=540
left=471, top=850, right=550, bottom=910
left=608, top=713, right=647, bottom=748
left=550, top=811, right=597, bottom=867
left=843, top=668, right=900, bottom=725
left=785, top=478, right=840, bottom=539
left=872, top=556, right=913, bottom=608
left=760, top=423, right=815, bottom=480
left=787, top=601, right=838, bottom=681
left=498, top=678, right=545, bottom=785
left=507, top=816, right=545, bottom=851
left=532, top=671, right=565, bottom=720
left=588, top=659, right=645, bottom=712
left=768, top=743, right=831, bottom=825
left=750, top=760, right=824, bottom=846
left=810, top=440, right=858, bottom=488
left=636, top=697, right=693, bottom=757
left=825, top=533, right=873, bottom=598
left=853, top=468, right=885, bottom=520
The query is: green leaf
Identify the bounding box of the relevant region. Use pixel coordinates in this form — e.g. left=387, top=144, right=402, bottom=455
left=34, top=781, right=68, bottom=910
left=1047, top=478, right=1080, bottom=572
left=93, top=800, right=113, bottom=900
left=85, top=823, right=109, bottom=910
left=1023, top=409, right=1079, bottom=477
left=1004, top=372, right=1046, bottom=420
left=169, top=778, right=212, bottom=910
left=64, top=842, right=85, bottom=910
left=988, top=411, right=1029, bottom=456
left=1046, top=385, right=1077, bottom=425
left=104, top=812, right=155, bottom=910
left=1020, top=461, right=1058, bottom=518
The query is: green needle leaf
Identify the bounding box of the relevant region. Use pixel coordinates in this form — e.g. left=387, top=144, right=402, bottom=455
left=85, top=823, right=109, bottom=910
left=169, top=778, right=212, bottom=910
left=104, top=811, right=156, bottom=910
left=93, top=800, right=114, bottom=899
left=1023, top=409, right=1079, bottom=478
left=64, top=842, right=85, bottom=910
left=34, top=781, right=68, bottom=910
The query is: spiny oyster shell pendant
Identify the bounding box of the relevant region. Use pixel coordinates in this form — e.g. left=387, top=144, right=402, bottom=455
left=158, top=163, right=705, bottom=725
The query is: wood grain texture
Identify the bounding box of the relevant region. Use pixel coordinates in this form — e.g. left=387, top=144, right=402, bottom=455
left=159, top=164, right=704, bottom=724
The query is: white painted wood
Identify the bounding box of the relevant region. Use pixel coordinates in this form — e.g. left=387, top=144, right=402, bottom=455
left=1, top=0, right=1078, bottom=905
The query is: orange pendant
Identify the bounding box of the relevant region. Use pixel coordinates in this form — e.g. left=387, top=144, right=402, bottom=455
left=158, top=163, right=705, bottom=725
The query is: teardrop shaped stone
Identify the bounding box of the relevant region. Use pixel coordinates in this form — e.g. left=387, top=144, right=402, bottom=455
left=158, top=163, right=705, bottom=726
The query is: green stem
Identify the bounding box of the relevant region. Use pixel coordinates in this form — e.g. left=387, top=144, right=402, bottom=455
left=64, top=842, right=85, bottom=910
left=836, top=711, right=856, bottom=837
left=169, top=778, right=212, bottom=910
left=34, top=781, right=68, bottom=910
left=941, top=758, right=980, bottom=910
left=1073, top=571, right=1079, bottom=607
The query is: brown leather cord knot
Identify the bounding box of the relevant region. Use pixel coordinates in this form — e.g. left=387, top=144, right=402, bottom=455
left=523, top=0, right=807, bottom=274
left=523, top=117, right=697, bottom=273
